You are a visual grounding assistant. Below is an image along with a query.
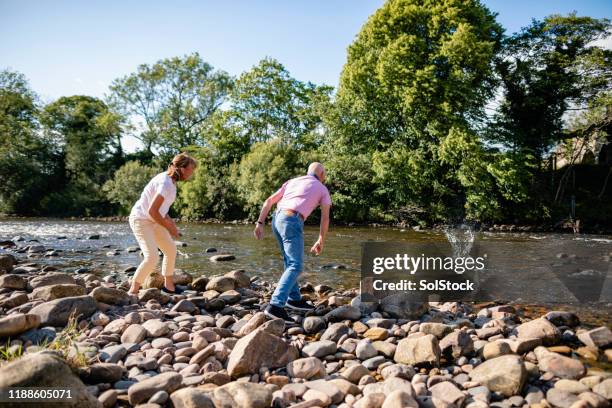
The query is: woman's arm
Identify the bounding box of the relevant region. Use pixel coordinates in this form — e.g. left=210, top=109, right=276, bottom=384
left=148, top=194, right=179, bottom=238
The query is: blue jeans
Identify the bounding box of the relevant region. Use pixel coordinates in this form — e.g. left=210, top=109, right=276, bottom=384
left=270, top=210, right=304, bottom=307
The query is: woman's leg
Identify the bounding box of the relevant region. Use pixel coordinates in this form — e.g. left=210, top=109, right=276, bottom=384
left=130, top=217, right=160, bottom=293
left=153, top=224, right=177, bottom=289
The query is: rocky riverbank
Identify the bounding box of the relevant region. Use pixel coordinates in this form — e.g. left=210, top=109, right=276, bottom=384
left=0, top=239, right=611, bottom=408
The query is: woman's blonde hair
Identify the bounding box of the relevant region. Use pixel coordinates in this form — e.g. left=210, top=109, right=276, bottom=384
left=167, top=152, right=197, bottom=181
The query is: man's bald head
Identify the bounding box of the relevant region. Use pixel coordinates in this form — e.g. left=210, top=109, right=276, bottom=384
left=307, top=162, right=326, bottom=183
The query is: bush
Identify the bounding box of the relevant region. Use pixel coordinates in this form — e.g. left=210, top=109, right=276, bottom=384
left=102, top=161, right=159, bottom=214
left=174, top=147, right=244, bottom=220
left=234, top=140, right=316, bottom=219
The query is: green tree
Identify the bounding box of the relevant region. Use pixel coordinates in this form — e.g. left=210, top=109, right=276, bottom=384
left=103, top=161, right=159, bottom=214
left=330, top=0, right=505, bottom=222
left=176, top=144, right=246, bottom=221
left=41, top=95, right=123, bottom=215
left=109, top=53, right=233, bottom=154
left=230, top=58, right=332, bottom=147
left=490, top=14, right=611, bottom=162
left=0, top=70, right=60, bottom=214
left=233, top=140, right=314, bottom=219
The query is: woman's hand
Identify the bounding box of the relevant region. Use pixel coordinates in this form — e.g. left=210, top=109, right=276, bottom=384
left=253, top=223, right=264, bottom=240
left=165, top=217, right=180, bottom=239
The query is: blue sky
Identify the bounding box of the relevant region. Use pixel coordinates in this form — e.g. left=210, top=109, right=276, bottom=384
left=1, top=0, right=611, bottom=104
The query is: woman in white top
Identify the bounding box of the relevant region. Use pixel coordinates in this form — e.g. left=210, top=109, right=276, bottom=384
left=127, top=153, right=197, bottom=295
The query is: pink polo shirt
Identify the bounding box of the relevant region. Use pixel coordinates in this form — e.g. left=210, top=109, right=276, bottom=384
left=276, top=175, right=332, bottom=220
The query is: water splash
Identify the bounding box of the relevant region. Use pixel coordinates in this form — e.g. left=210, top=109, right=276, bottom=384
left=444, top=223, right=476, bottom=258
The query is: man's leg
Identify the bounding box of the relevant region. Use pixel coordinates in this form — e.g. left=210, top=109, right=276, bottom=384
left=288, top=281, right=302, bottom=302
left=272, top=213, right=288, bottom=271
left=270, top=214, right=304, bottom=307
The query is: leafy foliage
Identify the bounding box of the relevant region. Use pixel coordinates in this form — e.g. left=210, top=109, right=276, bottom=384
left=103, top=161, right=159, bottom=214
left=109, top=53, right=233, bottom=154
left=331, top=0, right=505, bottom=222
left=490, top=14, right=611, bottom=161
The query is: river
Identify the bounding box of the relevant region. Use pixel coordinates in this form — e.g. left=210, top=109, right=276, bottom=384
left=1, top=218, right=611, bottom=326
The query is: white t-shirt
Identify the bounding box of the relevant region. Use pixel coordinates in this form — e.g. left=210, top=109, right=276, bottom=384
left=130, top=172, right=177, bottom=221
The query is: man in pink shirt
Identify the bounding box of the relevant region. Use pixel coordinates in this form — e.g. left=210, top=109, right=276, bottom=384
left=254, top=162, right=332, bottom=322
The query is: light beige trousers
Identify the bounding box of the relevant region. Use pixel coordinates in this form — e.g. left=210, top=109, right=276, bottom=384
left=129, top=216, right=176, bottom=284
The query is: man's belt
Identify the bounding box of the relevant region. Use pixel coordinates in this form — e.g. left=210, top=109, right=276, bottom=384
left=283, top=209, right=304, bottom=221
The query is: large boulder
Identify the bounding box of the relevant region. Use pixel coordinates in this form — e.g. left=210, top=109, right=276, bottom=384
left=0, top=313, right=40, bottom=337
left=235, top=312, right=266, bottom=337
left=419, top=322, right=452, bottom=338
left=534, top=347, right=586, bottom=379
left=543, top=311, right=580, bottom=327
left=206, top=276, right=236, bottom=292
left=210, top=382, right=273, bottom=408
left=0, top=352, right=101, bottom=407
left=469, top=355, right=527, bottom=397
left=394, top=334, right=441, bottom=367
left=32, top=284, right=86, bottom=301
left=380, top=293, right=428, bottom=319
left=227, top=328, right=298, bottom=378
left=287, top=357, right=325, bottom=379
left=173, top=269, right=193, bottom=285
left=0, top=274, right=26, bottom=289
left=29, top=295, right=97, bottom=327
left=121, top=324, right=147, bottom=344
left=429, top=381, right=466, bottom=406
left=382, top=390, right=419, bottom=408
left=324, top=305, right=361, bottom=322
left=29, top=272, right=75, bottom=289
left=127, top=372, right=182, bottom=405
left=143, top=272, right=164, bottom=289
left=170, top=387, right=215, bottom=408
left=439, top=330, right=474, bottom=359
left=142, top=319, right=169, bottom=337
left=593, top=378, right=612, bottom=400
left=303, top=316, right=326, bottom=334
left=515, top=318, right=560, bottom=345
left=91, top=287, right=130, bottom=305
left=77, top=363, right=124, bottom=384
left=350, top=293, right=379, bottom=316
left=190, top=276, right=209, bottom=291
left=224, top=270, right=251, bottom=288
left=321, top=323, right=350, bottom=342
left=0, top=253, right=16, bottom=273
left=577, top=326, right=612, bottom=349
left=0, top=292, right=29, bottom=309
left=302, top=340, right=338, bottom=358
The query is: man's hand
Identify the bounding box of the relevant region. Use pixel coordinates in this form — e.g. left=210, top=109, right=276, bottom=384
left=254, top=223, right=264, bottom=240
left=310, top=237, right=324, bottom=255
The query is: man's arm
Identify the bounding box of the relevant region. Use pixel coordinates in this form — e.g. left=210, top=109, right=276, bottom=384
left=310, top=203, right=330, bottom=255
left=253, top=189, right=285, bottom=239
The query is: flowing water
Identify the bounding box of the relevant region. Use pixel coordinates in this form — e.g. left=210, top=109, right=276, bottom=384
left=1, top=217, right=611, bottom=326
